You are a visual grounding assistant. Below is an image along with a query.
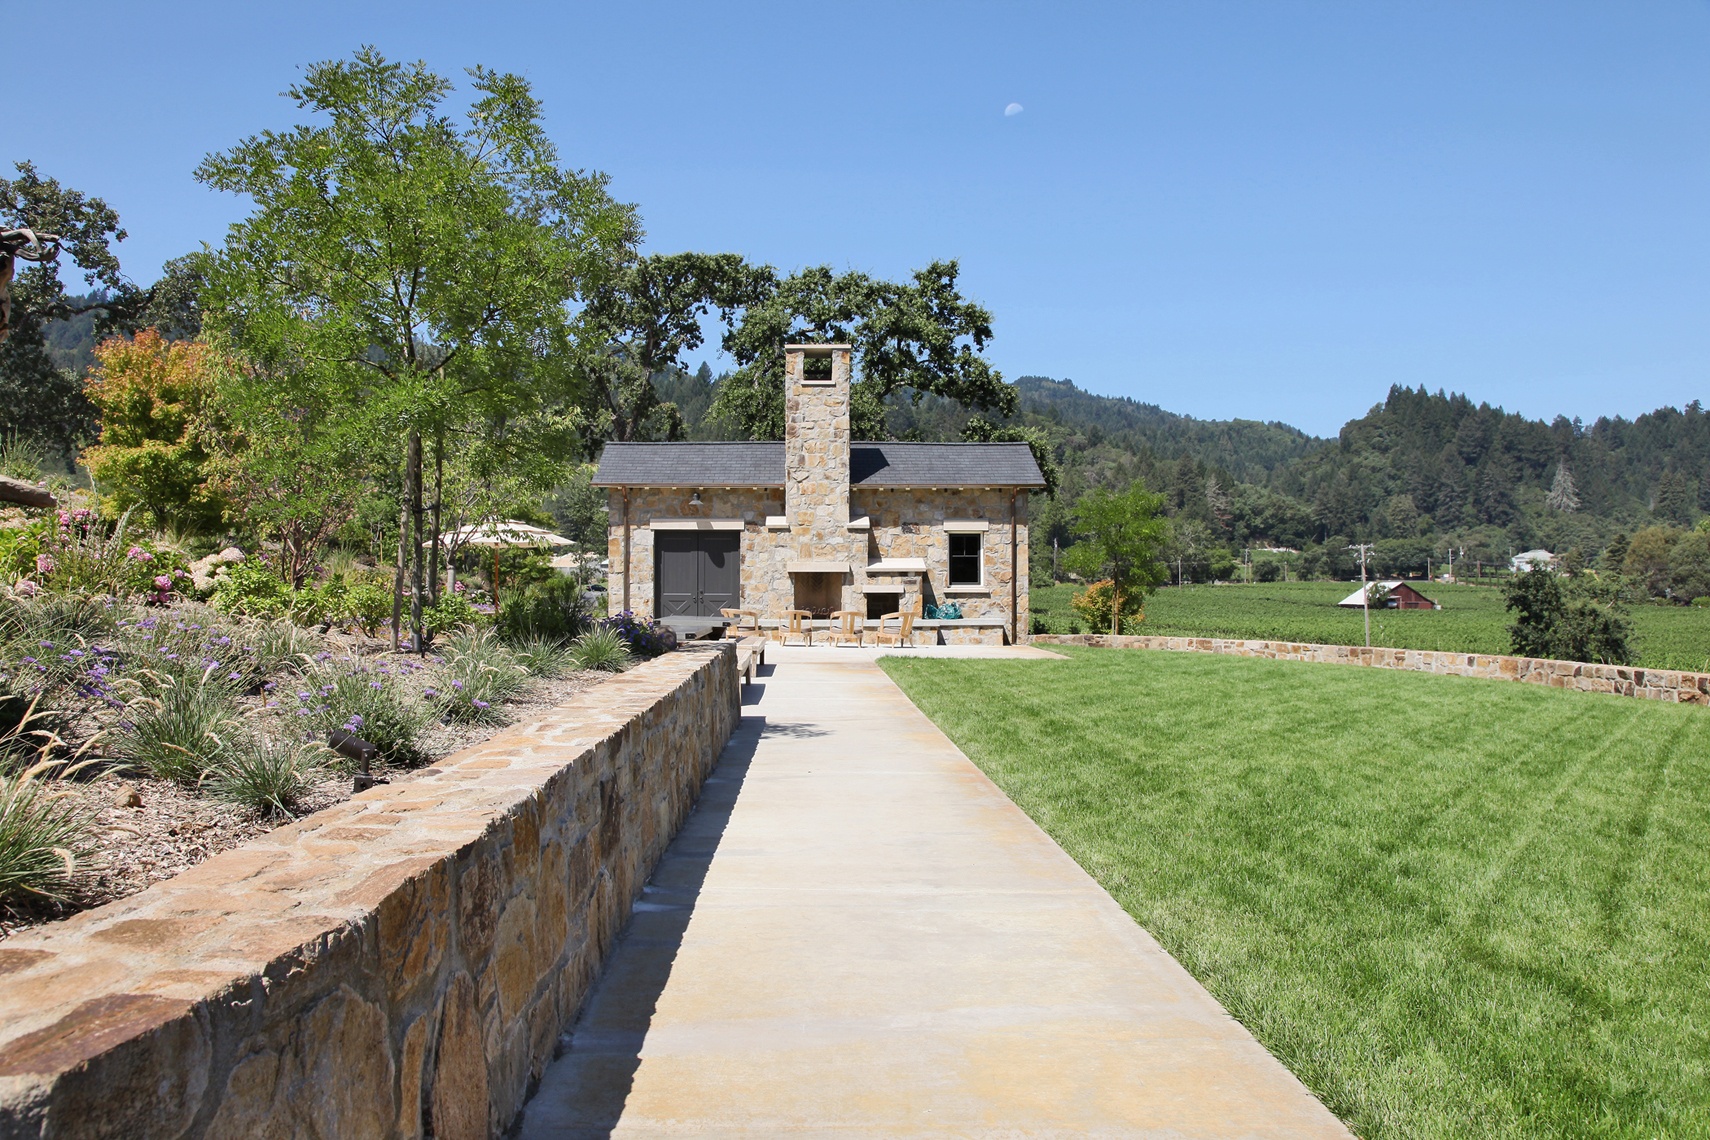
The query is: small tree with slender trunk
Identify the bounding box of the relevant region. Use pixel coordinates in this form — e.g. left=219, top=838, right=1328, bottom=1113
left=197, top=48, right=636, bottom=649
left=1063, top=484, right=1169, bottom=635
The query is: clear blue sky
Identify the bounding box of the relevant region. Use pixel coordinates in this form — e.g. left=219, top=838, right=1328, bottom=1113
left=8, top=1, right=1709, bottom=436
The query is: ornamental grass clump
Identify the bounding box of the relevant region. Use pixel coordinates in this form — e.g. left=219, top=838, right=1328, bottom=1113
left=206, top=735, right=327, bottom=817
left=569, top=627, right=632, bottom=673
left=239, top=618, right=323, bottom=679
left=437, top=629, right=529, bottom=724
left=0, top=758, right=98, bottom=906
left=299, top=660, right=430, bottom=765
left=1, top=592, right=124, bottom=653
left=118, top=668, right=244, bottom=783
left=505, top=634, right=574, bottom=679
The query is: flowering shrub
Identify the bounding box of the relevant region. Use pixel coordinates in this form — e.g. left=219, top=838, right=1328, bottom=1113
left=0, top=510, right=189, bottom=600
left=602, top=611, right=671, bottom=659
left=1, top=594, right=126, bottom=748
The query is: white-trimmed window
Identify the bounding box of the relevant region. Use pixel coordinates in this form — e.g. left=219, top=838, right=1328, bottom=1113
left=948, top=532, right=983, bottom=587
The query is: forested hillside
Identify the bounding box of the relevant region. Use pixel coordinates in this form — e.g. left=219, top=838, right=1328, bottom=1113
left=32, top=301, right=1709, bottom=580
left=651, top=364, right=1708, bottom=578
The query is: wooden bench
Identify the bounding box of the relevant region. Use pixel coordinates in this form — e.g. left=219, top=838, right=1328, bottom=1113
left=734, top=635, right=766, bottom=685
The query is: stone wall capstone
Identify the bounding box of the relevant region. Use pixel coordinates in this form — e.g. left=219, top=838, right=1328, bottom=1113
left=0, top=644, right=741, bottom=1139
left=1033, top=634, right=1710, bottom=704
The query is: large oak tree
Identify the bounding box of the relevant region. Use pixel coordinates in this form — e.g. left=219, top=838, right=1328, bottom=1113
left=710, top=260, right=1015, bottom=441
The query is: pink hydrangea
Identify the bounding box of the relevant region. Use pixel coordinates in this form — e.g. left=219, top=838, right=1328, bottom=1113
left=35, top=554, right=55, bottom=574
left=126, top=546, right=154, bottom=562
left=153, top=575, right=172, bottom=591
left=13, top=579, right=39, bottom=598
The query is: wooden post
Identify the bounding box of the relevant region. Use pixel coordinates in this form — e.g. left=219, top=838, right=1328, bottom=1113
left=1009, top=489, right=1019, bottom=645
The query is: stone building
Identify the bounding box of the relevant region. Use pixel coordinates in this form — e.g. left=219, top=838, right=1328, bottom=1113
left=593, top=344, right=1045, bottom=644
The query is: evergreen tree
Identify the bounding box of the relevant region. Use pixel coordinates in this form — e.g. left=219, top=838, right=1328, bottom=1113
left=1545, top=460, right=1580, bottom=512
left=1654, top=469, right=1696, bottom=525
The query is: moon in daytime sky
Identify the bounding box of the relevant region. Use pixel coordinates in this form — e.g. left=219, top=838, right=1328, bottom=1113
left=1004, top=102, right=1023, bottom=116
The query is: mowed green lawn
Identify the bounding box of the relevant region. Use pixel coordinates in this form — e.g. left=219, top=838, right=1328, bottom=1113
left=1030, top=580, right=1710, bottom=672
left=882, top=647, right=1710, bottom=1139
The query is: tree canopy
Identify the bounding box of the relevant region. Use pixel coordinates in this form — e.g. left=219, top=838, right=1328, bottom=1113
left=196, top=46, right=638, bottom=639
left=0, top=163, right=130, bottom=454
left=1063, top=483, right=1170, bottom=634
left=79, top=331, right=223, bottom=531
left=578, top=252, right=773, bottom=442
left=197, top=47, right=638, bottom=434
left=711, top=260, right=1012, bottom=440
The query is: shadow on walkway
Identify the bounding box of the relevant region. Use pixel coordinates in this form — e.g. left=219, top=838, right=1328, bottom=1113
left=519, top=715, right=763, bottom=1138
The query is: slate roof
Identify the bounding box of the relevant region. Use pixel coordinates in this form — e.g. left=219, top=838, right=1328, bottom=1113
left=592, top=442, right=783, bottom=487
left=591, top=441, right=1045, bottom=488
left=850, top=442, right=1045, bottom=487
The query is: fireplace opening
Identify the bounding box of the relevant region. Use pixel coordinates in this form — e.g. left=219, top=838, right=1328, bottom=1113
left=793, top=572, right=842, bottom=618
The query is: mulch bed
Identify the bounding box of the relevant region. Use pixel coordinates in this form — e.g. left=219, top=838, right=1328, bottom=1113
left=0, top=667, right=609, bottom=941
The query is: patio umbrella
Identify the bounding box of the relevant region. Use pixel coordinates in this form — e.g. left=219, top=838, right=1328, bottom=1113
left=432, top=521, right=573, bottom=612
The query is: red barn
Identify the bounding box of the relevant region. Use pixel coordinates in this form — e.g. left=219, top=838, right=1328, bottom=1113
left=1338, top=581, right=1441, bottom=610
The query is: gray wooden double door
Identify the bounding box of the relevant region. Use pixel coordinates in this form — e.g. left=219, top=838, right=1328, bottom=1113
left=654, top=531, right=740, bottom=617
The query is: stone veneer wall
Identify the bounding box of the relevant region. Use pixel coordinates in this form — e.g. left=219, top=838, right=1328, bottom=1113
left=607, top=488, right=791, bottom=618
left=1034, top=634, right=1710, bottom=704
left=852, top=487, right=1027, bottom=632
left=0, top=644, right=740, bottom=1140
left=784, top=346, right=854, bottom=542
left=607, top=486, right=1029, bottom=639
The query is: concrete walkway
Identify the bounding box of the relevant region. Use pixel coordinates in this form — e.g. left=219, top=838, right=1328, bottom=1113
left=519, top=649, right=1352, bottom=1138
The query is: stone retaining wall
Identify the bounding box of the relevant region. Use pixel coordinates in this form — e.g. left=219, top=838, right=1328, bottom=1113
left=1034, top=634, right=1710, bottom=704
left=0, top=644, right=741, bottom=1139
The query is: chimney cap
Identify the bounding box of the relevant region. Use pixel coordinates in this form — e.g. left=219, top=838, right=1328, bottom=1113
left=783, top=343, right=852, bottom=356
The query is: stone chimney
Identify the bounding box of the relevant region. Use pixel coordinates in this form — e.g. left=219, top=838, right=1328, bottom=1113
left=783, top=343, right=853, bottom=546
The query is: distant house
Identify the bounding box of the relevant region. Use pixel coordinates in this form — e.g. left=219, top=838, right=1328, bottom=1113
left=1511, top=549, right=1556, bottom=572
left=1337, top=581, right=1441, bottom=610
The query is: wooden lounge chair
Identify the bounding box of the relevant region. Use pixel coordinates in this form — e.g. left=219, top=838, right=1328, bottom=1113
left=827, top=609, right=865, bottom=648
left=871, top=603, right=920, bottom=648
left=720, top=607, right=761, bottom=639
left=771, top=609, right=814, bottom=647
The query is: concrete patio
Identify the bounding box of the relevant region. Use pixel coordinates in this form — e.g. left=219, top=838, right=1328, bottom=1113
left=518, top=649, right=1351, bottom=1138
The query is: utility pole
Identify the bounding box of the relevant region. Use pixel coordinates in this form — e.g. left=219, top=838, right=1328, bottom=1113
left=1348, top=542, right=1375, bottom=648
